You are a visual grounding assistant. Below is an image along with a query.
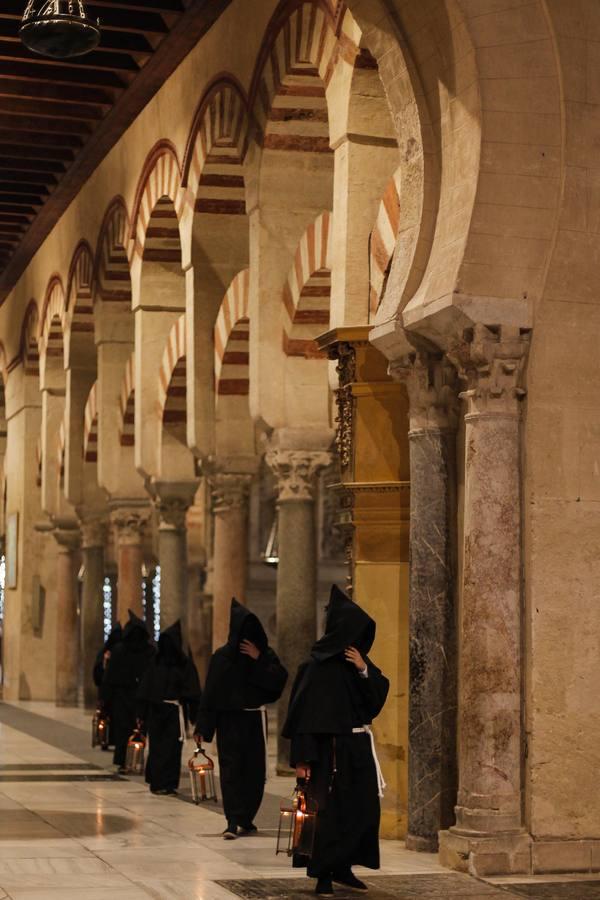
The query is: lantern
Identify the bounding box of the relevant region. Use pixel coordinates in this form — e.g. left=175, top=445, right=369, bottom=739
left=188, top=742, right=218, bottom=803
left=20, top=1, right=100, bottom=60
left=125, top=726, right=146, bottom=775
left=91, top=708, right=109, bottom=750
left=276, top=785, right=318, bottom=858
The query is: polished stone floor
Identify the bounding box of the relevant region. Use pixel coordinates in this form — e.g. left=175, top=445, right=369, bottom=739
left=0, top=701, right=598, bottom=899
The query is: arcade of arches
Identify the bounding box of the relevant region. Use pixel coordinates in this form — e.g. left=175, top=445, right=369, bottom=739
left=0, top=0, right=598, bottom=882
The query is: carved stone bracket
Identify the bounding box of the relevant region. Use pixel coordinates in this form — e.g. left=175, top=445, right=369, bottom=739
left=447, top=324, right=531, bottom=418
left=53, top=527, right=81, bottom=554
left=210, top=473, right=252, bottom=515
left=110, top=506, right=151, bottom=546
left=155, top=497, right=189, bottom=532
left=266, top=450, right=332, bottom=503
left=390, top=347, right=460, bottom=433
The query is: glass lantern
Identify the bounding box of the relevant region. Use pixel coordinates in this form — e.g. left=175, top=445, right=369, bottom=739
left=188, top=743, right=218, bottom=803
left=276, top=786, right=318, bottom=858
left=125, top=726, right=146, bottom=775
left=91, top=708, right=109, bottom=750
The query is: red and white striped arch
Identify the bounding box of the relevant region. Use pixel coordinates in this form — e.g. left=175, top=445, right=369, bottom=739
left=369, top=168, right=401, bottom=316
left=83, top=381, right=98, bottom=464
left=66, top=242, right=94, bottom=348
left=214, top=268, right=250, bottom=396
left=20, top=302, right=40, bottom=376
left=283, top=211, right=332, bottom=358
left=95, top=198, right=131, bottom=305
left=184, top=79, right=248, bottom=217
left=129, top=143, right=183, bottom=264
left=158, top=314, right=186, bottom=424
left=39, top=278, right=66, bottom=370
left=119, top=354, right=135, bottom=448
left=251, top=1, right=356, bottom=153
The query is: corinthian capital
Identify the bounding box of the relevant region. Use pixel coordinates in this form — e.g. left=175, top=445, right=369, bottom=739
left=447, top=324, right=531, bottom=417
left=266, top=449, right=332, bottom=502
left=110, top=505, right=151, bottom=545
left=210, top=473, right=252, bottom=514
left=79, top=517, right=107, bottom=549
left=390, top=348, right=459, bottom=433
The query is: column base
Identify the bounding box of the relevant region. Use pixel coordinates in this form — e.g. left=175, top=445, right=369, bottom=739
left=438, top=829, right=532, bottom=877
left=406, top=833, right=439, bottom=853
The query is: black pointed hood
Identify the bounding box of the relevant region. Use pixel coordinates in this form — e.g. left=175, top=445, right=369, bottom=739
left=122, top=610, right=150, bottom=646
left=310, top=585, right=376, bottom=662
left=227, top=598, right=268, bottom=654
left=158, top=620, right=186, bottom=665
left=104, top=622, right=122, bottom=651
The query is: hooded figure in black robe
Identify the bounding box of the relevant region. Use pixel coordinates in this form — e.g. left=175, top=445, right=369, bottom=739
left=137, top=620, right=202, bottom=795
left=101, top=611, right=155, bottom=770
left=195, top=599, right=288, bottom=836
left=282, top=585, right=389, bottom=895
left=93, top=623, right=122, bottom=748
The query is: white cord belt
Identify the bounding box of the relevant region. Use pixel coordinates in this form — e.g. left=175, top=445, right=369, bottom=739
left=164, top=700, right=186, bottom=743
left=243, top=706, right=268, bottom=782
left=352, top=725, right=386, bottom=798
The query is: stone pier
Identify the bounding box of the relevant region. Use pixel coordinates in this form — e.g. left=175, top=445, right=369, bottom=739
left=110, top=505, right=150, bottom=623
left=392, top=348, right=459, bottom=852
left=80, top=518, right=107, bottom=710
left=210, top=473, right=252, bottom=650
left=54, top=526, right=81, bottom=707
left=439, top=325, right=531, bottom=876
left=267, top=447, right=331, bottom=771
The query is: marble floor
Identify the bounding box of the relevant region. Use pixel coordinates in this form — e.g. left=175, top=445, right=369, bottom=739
left=0, top=701, right=598, bottom=899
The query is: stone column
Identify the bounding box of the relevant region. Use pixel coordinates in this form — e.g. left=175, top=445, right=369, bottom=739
left=110, top=506, right=150, bottom=624
left=54, top=527, right=81, bottom=707
left=266, top=449, right=331, bottom=770
left=154, top=483, right=198, bottom=630
left=439, top=324, right=531, bottom=876
left=80, top=518, right=107, bottom=710
left=391, top=349, right=459, bottom=852
left=210, top=474, right=252, bottom=650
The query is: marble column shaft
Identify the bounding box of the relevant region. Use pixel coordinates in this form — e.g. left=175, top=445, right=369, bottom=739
left=211, top=474, right=251, bottom=650
left=267, top=449, right=331, bottom=770
left=393, top=352, right=459, bottom=852
left=155, top=494, right=193, bottom=630
left=54, top=528, right=81, bottom=707
left=110, top=507, right=149, bottom=624
left=451, top=325, right=529, bottom=837
left=80, top=519, right=106, bottom=711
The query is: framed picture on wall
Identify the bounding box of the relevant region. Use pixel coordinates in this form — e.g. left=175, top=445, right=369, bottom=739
left=6, top=512, right=18, bottom=589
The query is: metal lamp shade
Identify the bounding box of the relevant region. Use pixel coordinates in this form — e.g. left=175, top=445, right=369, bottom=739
left=188, top=746, right=218, bottom=803
left=91, top=709, right=109, bottom=750
left=20, top=1, right=100, bottom=59
left=125, top=729, right=146, bottom=775
left=276, top=788, right=317, bottom=858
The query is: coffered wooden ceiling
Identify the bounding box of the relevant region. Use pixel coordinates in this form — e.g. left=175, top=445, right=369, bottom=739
left=0, top=0, right=232, bottom=300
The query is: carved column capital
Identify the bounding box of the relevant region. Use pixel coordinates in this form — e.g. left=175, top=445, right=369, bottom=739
left=210, top=473, right=252, bottom=514
left=447, top=324, right=531, bottom=418
left=266, top=449, right=332, bottom=502
left=53, top=527, right=81, bottom=554
left=79, top=517, right=107, bottom=550
left=110, top=506, right=151, bottom=546
left=390, top=350, right=459, bottom=433
left=155, top=496, right=190, bottom=532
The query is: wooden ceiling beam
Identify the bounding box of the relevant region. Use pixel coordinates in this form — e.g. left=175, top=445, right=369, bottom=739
left=0, top=143, right=75, bottom=162
left=0, top=42, right=139, bottom=74
left=0, top=113, right=92, bottom=137
left=0, top=130, right=83, bottom=149
left=0, top=4, right=170, bottom=35
left=0, top=59, right=127, bottom=89
left=0, top=18, right=155, bottom=55
left=0, top=158, right=67, bottom=175
left=0, top=97, right=105, bottom=122
left=88, top=1, right=184, bottom=12
left=0, top=78, right=114, bottom=108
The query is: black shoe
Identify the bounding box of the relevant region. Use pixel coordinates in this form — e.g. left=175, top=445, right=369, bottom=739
left=222, top=823, right=238, bottom=840
left=238, top=823, right=257, bottom=836
left=332, top=869, right=368, bottom=892
left=316, top=877, right=334, bottom=896
left=151, top=789, right=171, bottom=796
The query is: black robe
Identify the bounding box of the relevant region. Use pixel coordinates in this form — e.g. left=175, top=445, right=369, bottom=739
left=137, top=621, right=202, bottom=793
left=101, top=612, right=155, bottom=767
left=282, top=585, right=389, bottom=879
left=195, top=599, right=288, bottom=828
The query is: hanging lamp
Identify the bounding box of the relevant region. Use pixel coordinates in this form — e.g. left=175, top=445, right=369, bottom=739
left=20, top=1, right=100, bottom=60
